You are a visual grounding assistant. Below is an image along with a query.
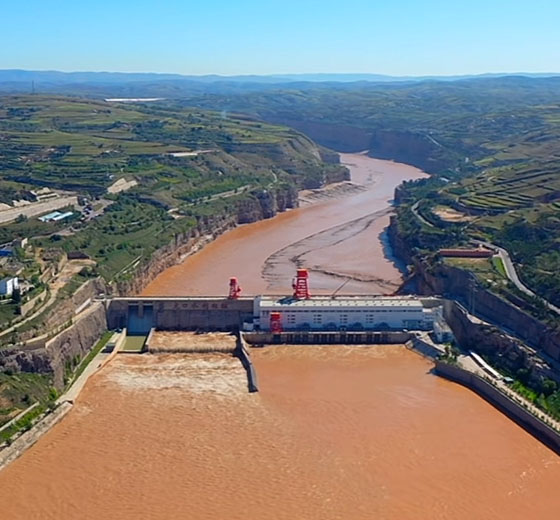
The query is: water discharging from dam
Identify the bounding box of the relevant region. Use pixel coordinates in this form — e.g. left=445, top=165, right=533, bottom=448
left=0, top=154, right=559, bottom=519
left=1, top=348, right=559, bottom=519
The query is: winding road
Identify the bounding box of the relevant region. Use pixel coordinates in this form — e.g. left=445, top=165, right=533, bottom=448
left=473, top=239, right=560, bottom=315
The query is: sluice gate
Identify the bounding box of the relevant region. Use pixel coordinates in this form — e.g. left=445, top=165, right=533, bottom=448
left=243, top=331, right=413, bottom=345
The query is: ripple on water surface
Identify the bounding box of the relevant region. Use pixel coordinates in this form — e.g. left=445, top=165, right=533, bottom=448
left=0, top=346, right=559, bottom=520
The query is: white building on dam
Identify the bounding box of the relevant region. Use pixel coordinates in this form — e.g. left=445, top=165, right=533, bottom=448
left=253, top=295, right=437, bottom=332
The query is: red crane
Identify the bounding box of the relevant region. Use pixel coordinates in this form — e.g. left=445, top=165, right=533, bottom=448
left=292, top=268, right=311, bottom=299
left=228, top=277, right=242, bottom=299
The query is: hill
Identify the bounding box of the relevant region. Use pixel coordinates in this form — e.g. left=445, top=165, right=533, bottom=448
left=0, top=95, right=345, bottom=283
left=163, top=77, right=560, bottom=309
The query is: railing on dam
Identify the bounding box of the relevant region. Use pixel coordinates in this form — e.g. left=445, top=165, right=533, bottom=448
left=243, top=330, right=413, bottom=345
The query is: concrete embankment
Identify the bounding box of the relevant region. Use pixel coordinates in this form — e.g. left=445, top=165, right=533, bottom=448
left=237, top=333, right=258, bottom=393
left=0, top=402, right=73, bottom=472
left=435, top=361, right=560, bottom=456
left=406, top=335, right=444, bottom=360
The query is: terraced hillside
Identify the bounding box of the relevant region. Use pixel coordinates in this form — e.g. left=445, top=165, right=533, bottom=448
left=0, top=95, right=346, bottom=283
left=175, top=76, right=560, bottom=174
left=0, top=95, right=344, bottom=199
left=175, top=78, right=560, bottom=310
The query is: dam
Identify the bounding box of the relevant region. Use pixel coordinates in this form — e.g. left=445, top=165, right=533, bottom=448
left=1, top=153, right=559, bottom=520
left=106, top=276, right=447, bottom=343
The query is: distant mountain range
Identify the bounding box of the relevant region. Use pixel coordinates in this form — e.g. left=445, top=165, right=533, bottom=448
left=1, top=69, right=560, bottom=86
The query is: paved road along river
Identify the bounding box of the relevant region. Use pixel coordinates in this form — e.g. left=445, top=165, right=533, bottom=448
left=0, top=154, right=559, bottom=519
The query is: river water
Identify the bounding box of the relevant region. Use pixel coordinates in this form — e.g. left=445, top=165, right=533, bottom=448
left=142, top=153, right=428, bottom=296
left=0, top=154, right=559, bottom=519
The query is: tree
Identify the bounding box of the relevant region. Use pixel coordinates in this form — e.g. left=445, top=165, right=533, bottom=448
left=542, top=379, right=558, bottom=398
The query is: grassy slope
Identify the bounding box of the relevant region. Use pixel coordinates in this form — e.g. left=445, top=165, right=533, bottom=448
left=0, top=95, right=343, bottom=282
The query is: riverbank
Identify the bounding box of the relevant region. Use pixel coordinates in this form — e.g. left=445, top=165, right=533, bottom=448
left=142, top=153, right=428, bottom=296
left=3, top=346, right=556, bottom=520
left=435, top=361, right=560, bottom=455
left=0, top=330, right=122, bottom=471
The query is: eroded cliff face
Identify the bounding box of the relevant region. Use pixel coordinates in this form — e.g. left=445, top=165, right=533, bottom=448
left=268, top=119, right=372, bottom=153
left=367, top=130, right=451, bottom=173
left=115, top=184, right=299, bottom=296
left=444, top=301, right=560, bottom=386
left=237, top=184, right=298, bottom=223
left=0, top=304, right=108, bottom=389
left=6, top=278, right=107, bottom=346
left=267, top=120, right=453, bottom=174
left=387, top=217, right=560, bottom=376
left=114, top=214, right=237, bottom=296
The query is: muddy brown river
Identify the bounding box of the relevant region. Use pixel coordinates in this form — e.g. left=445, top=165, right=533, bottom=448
left=0, top=154, right=559, bottom=519
left=142, top=153, right=427, bottom=296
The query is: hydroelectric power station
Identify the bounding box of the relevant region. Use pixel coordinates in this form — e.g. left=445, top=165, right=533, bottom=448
left=106, top=269, right=451, bottom=345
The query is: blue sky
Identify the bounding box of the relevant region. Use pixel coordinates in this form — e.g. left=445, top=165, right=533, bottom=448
left=2, top=0, right=560, bottom=75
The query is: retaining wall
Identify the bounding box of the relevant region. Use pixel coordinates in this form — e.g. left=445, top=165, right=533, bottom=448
left=237, top=333, right=258, bottom=393
left=0, top=402, right=73, bottom=472
left=435, top=361, right=560, bottom=456
left=19, top=290, right=47, bottom=317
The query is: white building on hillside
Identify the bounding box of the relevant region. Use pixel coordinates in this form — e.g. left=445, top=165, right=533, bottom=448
left=0, top=276, right=19, bottom=297
left=253, top=296, right=436, bottom=332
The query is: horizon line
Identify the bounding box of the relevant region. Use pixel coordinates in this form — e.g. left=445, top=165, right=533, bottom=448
left=2, top=68, right=560, bottom=79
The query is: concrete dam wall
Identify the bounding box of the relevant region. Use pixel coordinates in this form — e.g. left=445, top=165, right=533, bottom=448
left=107, top=297, right=254, bottom=333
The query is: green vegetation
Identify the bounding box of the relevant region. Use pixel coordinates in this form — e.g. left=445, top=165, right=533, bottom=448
left=444, top=256, right=507, bottom=287
left=0, top=403, right=48, bottom=443
left=0, top=371, right=54, bottom=429
left=0, top=95, right=342, bottom=199
left=511, top=378, right=560, bottom=422
left=0, top=95, right=344, bottom=283
left=67, top=330, right=113, bottom=387
left=0, top=330, right=113, bottom=441
left=491, top=256, right=506, bottom=277
left=171, top=78, right=560, bottom=310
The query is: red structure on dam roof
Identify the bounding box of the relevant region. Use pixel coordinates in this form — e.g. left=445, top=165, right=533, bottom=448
left=228, top=277, right=242, bottom=299
left=292, top=268, right=311, bottom=299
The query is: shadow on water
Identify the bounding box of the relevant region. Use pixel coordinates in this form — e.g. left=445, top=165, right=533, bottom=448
left=378, top=226, right=407, bottom=276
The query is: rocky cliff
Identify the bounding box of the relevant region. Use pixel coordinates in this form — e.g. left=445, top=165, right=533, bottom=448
left=268, top=119, right=372, bottom=153
left=237, top=184, right=298, bottom=223
left=418, top=257, right=560, bottom=362
left=0, top=303, right=108, bottom=389
left=115, top=183, right=299, bottom=295
left=267, top=120, right=453, bottom=174
left=367, top=130, right=452, bottom=173
left=443, top=300, right=560, bottom=386
left=5, top=278, right=107, bottom=346
left=388, top=216, right=560, bottom=374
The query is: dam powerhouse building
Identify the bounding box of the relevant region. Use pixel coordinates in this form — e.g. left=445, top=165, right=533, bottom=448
left=253, top=295, right=435, bottom=332
left=108, top=269, right=451, bottom=341
left=251, top=269, right=438, bottom=333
